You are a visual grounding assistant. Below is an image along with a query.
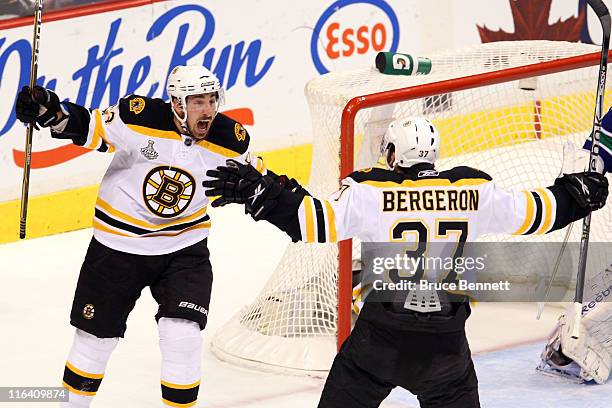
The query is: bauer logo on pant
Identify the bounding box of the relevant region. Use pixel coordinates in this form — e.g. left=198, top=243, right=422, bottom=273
left=143, top=166, right=195, bottom=218
left=82, top=304, right=95, bottom=320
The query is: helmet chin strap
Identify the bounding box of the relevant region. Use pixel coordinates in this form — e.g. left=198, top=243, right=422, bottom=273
left=171, top=96, right=190, bottom=135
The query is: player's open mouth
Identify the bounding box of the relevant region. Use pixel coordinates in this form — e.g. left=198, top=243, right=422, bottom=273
left=196, top=119, right=211, bottom=133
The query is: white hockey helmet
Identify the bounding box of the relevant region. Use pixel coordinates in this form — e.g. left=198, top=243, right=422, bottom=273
left=166, top=65, right=225, bottom=130
left=380, top=117, right=440, bottom=168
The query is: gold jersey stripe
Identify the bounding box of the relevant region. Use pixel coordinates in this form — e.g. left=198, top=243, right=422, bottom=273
left=535, top=188, right=553, bottom=235
left=96, top=198, right=207, bottom=230
left=94, top=219, right=210, bottom=238
left=324, top=200, right=337, bottom=243
left=255, top=157, right=266, bottom=174
left=92, top=220, right=133, bottom=237
left=161, top=379, right=201, bottom=390
left=144, top=222, right=210, bottom=237
left=99, top=134, right=116, bottom=153
left=97, top=112, right=116, bottom=152
left=65, top=361, right=104, bottom=380
left=62, top=382, right=97, bottom=397
left=127, top=124, right=181, bottom=141
left=514, top=191, right=535, bottom=235
left=195, top=139, right=242, bottom=158
left=162, top=398, right=197, bottom=407
left=303, top=196, right=315, bottom=243
left=360, top=178, right=490, bottom=188
left=86, top=110, right=104, bottom=150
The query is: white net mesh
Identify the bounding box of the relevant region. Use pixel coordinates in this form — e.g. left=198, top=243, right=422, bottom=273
left=212, top=41, right=612, bottom=374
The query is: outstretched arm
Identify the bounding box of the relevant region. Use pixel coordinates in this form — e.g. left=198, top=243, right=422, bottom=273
left=15, top=86, right=126, bottom=153
left=203, top=160, right=307, bottom=241
left=203, top=160, right=361, bottom=243
left=479, top=171, right=608, bottom=236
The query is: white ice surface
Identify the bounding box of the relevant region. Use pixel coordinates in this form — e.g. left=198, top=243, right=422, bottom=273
left=0, top=205, right=608, bottom=407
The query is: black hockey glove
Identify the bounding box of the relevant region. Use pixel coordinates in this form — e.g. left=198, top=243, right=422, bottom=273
left=203, top=159, right=263, bottom=207
left=244, top=175, right=283, bottom=221
left=203, top=160, right=282, bottom=220
left=15, top=86, right=63, bottom=128
left=277, top=174, right=310, bottom=196
left=555, top=171, right=609, bottom=211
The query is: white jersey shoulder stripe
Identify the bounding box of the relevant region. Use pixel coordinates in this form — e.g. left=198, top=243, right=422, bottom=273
left=514, top=190, right=535, bottom=235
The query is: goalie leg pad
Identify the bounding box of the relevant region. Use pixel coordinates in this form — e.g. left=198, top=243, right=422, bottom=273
left=61, top=329, right=119, bottom=407
left=159, top=317, right=202, bottom=407
left=539, top=302, right=612, bottom=384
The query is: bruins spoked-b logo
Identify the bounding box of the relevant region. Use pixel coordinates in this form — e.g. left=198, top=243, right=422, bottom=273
left=83, top=304, right=95, bottom=320
left=129, top=97, right=145, bottom=115
left=143, top=166, right=195, bottom=218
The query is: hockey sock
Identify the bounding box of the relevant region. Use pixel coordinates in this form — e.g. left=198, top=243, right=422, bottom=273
left=61, top=329, right=119, bottom=407
left=158, top=317, right=202, bottom=407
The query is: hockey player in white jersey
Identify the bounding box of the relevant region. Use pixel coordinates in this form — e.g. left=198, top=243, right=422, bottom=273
left=538, top=107, right=612, bottom=385
left=204, top=116, right=608, bottom=407
left=15, top=65, right=266, bottom=407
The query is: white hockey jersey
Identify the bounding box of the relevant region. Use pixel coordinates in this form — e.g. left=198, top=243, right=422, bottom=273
left=297, top=166, right=561, bottom=244
left=62, top=95, right=263, bottom=255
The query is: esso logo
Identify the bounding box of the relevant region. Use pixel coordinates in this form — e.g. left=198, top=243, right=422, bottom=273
left=311, top=0, right=399, bottom=74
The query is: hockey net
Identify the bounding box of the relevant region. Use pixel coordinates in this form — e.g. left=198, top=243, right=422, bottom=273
left=212, top=41, right=612, bottom=375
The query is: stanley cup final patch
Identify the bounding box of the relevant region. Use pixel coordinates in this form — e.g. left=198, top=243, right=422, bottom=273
left=140, top=140, right=159, bottom=160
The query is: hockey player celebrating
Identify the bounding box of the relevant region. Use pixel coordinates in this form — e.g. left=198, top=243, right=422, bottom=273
left=538, top=107, right=612, bottom=385
left=15, top=65, right=263, bottom=407
left=204, top=117, right=608, bottom=407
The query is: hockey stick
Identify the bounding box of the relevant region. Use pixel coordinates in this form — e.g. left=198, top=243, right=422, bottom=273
left=536, top=223, right=573, bottom=320
left=571, top=0, right=610, bottom=339
left=19, top=0, right=44, bottom=240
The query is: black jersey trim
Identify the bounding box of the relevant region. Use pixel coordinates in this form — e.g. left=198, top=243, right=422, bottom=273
left=524, top=191, right=543, bottom=235
left=161, top=381, right=199, bottom=406
left=94, top=209, right=210, bottom=236
left=313, top=198, right=326, bottom=243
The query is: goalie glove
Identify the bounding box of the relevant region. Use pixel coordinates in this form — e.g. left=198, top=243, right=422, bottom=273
left=203, top=159, right=282, bottom=220
left=554, top=171, right=608, bottom=211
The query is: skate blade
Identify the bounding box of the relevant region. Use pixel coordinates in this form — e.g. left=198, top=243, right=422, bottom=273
left=535, top=362, right=588, bottom=384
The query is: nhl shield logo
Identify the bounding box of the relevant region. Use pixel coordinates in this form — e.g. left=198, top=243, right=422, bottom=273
left=140, top=140, right=159, bottom=160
